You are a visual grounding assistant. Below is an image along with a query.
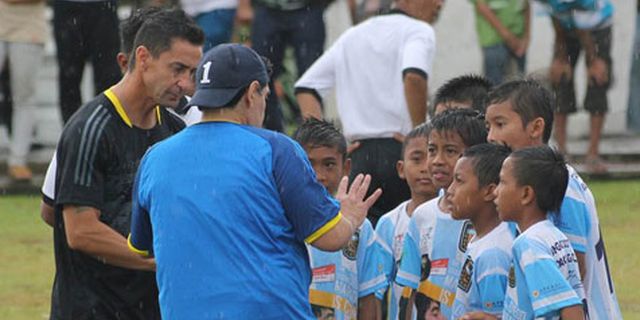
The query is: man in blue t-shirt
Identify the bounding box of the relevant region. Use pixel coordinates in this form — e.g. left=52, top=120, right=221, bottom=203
left=128, top=44, right=382, bottom=319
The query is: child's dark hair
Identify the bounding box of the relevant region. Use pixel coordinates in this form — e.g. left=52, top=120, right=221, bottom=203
left=402, top=123, right=431, bottom=156
left=120, top=7, right=162, bottom=57
left=509, top=146, right=568, bottom=215
left=488, top=79, right=555, bottom=144
left=429, top=108, right=488, bottom=148
left=432, top=74, right=492, bottom=117
left=292, top=118, right=347, bottom=160
left=415, top=292, right=438, bottom=320
left=463, top=143, right=511, bottom=188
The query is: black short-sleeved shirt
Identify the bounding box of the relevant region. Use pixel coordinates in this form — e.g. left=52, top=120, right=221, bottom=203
left=51, top=90, right=184, bottom=320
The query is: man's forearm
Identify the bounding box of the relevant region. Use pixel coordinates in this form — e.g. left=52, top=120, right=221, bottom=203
left=296, top=92, right=324, bottom=120
left=403, top=73, right=427, bottom=126
left=63, top=206, right=155, bottom=271
left=310, top=217, right=354, bottom=251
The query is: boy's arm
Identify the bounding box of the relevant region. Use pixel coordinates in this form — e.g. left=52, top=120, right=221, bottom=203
left=559, top=304, right=586, bottom=320
left=550, top=17, right=572, bottom=85
left=575, top=28, right=608, bottom=85
left=475, top=0, right=528, bottom=56
left=358, top=294, right=379, bottom=320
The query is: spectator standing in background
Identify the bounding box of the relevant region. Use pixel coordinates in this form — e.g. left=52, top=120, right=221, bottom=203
left=471, top=0, right=530, bottom=85
left=295, top=0, right=443, bottom=226
left=53, top=0, right=122, bottom=123
left=0, top=0, right=47, bottom=181
left=627, top=0, right=640, bottom=134
left=178, top=0, right=239, bottom=52
left=536, top=0, right=614, bottom=173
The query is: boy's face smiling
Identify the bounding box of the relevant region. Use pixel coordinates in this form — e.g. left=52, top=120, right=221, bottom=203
left=398, top=137, right=436, bottom=199
left=486, top=100, right=540, bottom=150
left=447, top=157, right=484, bottom=220
left=494, top=157, right=523, bottom=222
left=304, top=145, right=348, bottom=195
left=428, top=130, right=466, bottom=190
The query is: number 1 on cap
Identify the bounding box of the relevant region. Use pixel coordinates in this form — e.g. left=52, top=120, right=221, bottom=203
left=201, top=61, right=212, bottom=84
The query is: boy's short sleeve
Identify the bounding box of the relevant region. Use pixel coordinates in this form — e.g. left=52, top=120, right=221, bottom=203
left=396, top=218, right=421, bottom=289
left=550, top=180, right=591, bottom=253
left=476, top=249, right=511, bottom=315
left=128, top=155, right=153, bottom=257
left=357, top=220, right=387, bottom=297
left=374, top=216, right=395, bottom=290
left=401, top=25, right=436, bottom=78
left=270, top=135, right=341, bottom=243
left=513, top=238, right=582, bottom=317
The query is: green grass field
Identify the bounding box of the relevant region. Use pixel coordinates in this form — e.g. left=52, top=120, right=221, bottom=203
left=1, top=180, right=639, bottom=319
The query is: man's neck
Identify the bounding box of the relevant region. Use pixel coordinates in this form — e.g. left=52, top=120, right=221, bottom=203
left=111, top=74, right=158, bottom=129
left=201, top=108, right=246, bottom=124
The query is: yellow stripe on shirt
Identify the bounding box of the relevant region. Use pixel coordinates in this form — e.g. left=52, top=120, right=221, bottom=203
left=309, top=288, right=356, bottom=319
left=417, top=280, right=455, bottom=307
left=104, top=88, right=162, bottom=127
left=127, top=234, right=150, bottom=257
left=305, top=212, right=342, bottom=244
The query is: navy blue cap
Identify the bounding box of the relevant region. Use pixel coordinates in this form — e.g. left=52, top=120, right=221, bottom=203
left=188, top=44, right=269, bottom=109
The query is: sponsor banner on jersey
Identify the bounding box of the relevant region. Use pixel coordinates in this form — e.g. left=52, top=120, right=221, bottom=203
left=313, top=264, right=336, bottom=283
left=458, top=256, right=473, bottom=293
left=430, top=259, right=448, bottom=276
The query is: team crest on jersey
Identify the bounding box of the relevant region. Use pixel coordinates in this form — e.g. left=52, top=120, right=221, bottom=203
left=420, top=254, right=431, bottom=281
left=458, top=221, right=475, bottom=252
left=508, top=265, right=516, bottom=288
left=457, top=256, right=473, bottom=293
left=342, top=229, right=360, bottom=260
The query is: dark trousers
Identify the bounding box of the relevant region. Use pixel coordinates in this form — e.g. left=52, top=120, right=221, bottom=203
left=251, top=4, right=326, bottom=131
left=349, top=138, right=411, bottom=227
left=555, top=26, right=612, bottom=115
left=53, top=0, right=121, bottom=123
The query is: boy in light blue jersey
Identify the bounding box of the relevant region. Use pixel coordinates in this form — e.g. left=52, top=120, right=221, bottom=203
left=491, top=146, right=585, bottom=320
left=375, top=124, right=438, bottom=320
left=447, top=143, right=513, bottom=319
left=485, top=79, right=621, bottom=319
left=396, top=109, right=488, bottom=319
left=294, top=119, right=386, bottom=320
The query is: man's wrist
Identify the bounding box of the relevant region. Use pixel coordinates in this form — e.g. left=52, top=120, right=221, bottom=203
left=343, top=215, right=356, bottom=234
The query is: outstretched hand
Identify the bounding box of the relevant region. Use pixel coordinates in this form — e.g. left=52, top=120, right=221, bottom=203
left=335, top=174, right=382, bottom=228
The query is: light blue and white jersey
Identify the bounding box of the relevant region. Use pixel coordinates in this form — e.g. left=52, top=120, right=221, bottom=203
left=537, top=0, right=614, bottom=30
left=503, top=220, right=585, bottom=320
left=452, top=222, right=514, bottom=319
left=375, top=200, right=416, bottom=320
left=546, top=165, right=622, bottom=319
left=396, top=196, right=475, bottom=319
left=308, top=219, right=386, bottom=320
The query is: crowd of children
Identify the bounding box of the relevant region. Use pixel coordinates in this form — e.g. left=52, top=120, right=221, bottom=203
left=296, top=76, right=621, bottom=320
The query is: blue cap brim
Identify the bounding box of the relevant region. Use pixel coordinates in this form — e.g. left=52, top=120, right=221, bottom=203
left=186, top=86, right=244, bottom=109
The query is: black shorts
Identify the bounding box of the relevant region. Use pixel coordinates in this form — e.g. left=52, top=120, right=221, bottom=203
left=554, top=26, right=613, bottom=115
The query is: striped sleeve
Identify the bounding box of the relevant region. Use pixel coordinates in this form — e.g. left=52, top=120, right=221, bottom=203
left=56, top=104, right=112, bottom=209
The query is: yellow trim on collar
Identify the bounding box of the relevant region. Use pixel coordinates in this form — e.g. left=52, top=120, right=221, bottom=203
left=305, top=212, right=342, bottom=244
left=127, top=234, right=150, bottom=257
left=104, top=88, right=162, bottom=127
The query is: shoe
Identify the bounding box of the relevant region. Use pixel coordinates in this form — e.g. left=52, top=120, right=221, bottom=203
left=584, top=156, right=608, bottom=175
left=8, top=165, right=33, bottom=182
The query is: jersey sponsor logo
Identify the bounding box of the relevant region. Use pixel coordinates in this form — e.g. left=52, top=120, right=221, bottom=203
left=430, top=258, right=448, bottom=277
left=342, top=229, right=360, bottom=261
left=458, top=221, right=475, bottom=253
left=421, top=254, right=432, bottom=280
left=312, top=264, right=337, bottom=283
left=508, top=265, right=516, bottom=288
left=457, top=256, right=473, bottom=293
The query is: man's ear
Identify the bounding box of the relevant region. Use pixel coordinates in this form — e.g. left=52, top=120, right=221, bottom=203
left=482, top=183, right=497, bottom=202
left=527, top=117, right=545, bottom=142
left=116, top=53, right=128, bottom=74
left=135, top=46, right=151, bottom=71
left=343, top=158, right=352, bottom=176
left=396, top=160, right=405, bottom=180
left=246, top=80, right=262, bottom=105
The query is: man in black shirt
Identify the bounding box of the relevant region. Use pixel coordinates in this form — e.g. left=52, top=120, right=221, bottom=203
left=50, top=9, right=204, bottom=319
